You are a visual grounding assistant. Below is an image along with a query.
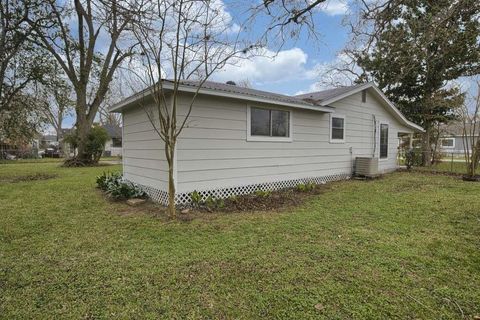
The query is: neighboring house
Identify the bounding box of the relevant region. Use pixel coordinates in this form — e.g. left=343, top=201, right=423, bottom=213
left=109, top=80, right=423, bottom=205
left=102, top=123, right=123, bottom=157
left=40, top=134, right=59, bottom=148
left=439, top=122, right=479, bottom=155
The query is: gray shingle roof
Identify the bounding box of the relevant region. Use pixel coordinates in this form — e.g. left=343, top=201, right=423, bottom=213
left=294, top=83, right=368, bottom=103
left=166, top=79, right=321, bottom=107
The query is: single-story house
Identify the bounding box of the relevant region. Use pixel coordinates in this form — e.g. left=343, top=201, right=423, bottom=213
left=110, top=80, right=423, bottom=205
left=102, top=123, right=123, bottom=157
left=439, top=121, right=478, bottom=155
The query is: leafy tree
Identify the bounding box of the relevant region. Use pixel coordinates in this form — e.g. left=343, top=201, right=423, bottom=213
left=357, top=0, right=480, bottom=165
left=63, top=125, right=109, bottom=164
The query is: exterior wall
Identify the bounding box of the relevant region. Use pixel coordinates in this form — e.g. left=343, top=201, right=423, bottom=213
left=440, top=135, right=478, bottom=154
left=121, top=89, right=413, bottom=204
left=122, top=104, right=169, bottom=202
left=174, top=90, right=412, bottom=198
left=103, top=139, right=122, bottom=156
left=329, top=91, right=412, bottom=173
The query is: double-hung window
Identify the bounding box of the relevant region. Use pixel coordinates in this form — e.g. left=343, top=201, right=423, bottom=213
left=248, top=107, right=291, bottom=141
left=380, top=123, right=389, bottom=159
left=330, top=115, right=345, bottom=143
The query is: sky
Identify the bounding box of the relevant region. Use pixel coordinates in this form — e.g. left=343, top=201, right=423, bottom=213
left=211, top=0, right=351, bottom=96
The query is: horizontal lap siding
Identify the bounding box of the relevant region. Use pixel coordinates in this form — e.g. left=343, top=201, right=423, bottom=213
left=176, top=95, right=348, bottom=193
left=331, top=92, right=407, bottom=173
left=122, top=105, right=168, bottom=190
left=176, top=91, right=409, bottom=192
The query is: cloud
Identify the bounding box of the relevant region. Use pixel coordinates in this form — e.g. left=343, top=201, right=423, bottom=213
left=318, top=0, right=349, bottom=16
left=213, top=47, right=317, bottom=85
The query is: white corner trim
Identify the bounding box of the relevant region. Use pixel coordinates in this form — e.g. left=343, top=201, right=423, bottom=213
left=246, top=105, right=293, bottom=142
left=329, top=114, right=346, bottom=144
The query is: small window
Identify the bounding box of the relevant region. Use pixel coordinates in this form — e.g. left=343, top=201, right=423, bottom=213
left=441, top=138, right=455, bottom=148
left=250, top=107, right=290, bottom=139
left=330, top=115, right=345, bottom=143
left=362, top=90, right=367, bottom=103
left=380, top=123, right=389, bottom=159
left=111, top=138, right=122, bottom=148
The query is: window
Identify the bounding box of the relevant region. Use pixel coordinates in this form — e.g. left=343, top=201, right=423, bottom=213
left=248, top=107, right=290, bottom=141
left=380, top=123, right=389, bottom=159
left=111, top=138, right=122, bottom=148
left=330, top=115, right=345, bottom=143
left=362, top=89, right=367, bottom=103
left=441, top=138, right=455, bottom=148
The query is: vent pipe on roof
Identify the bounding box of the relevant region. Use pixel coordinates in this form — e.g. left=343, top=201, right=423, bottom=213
left=226, top=81, right=236, bottom=85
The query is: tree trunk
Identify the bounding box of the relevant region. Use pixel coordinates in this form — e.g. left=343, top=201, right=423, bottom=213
left=165, top=140, right=176, bottom=218
left=421, top=127, right=432, bottom=166
left=468, top=138, right=480, bottom=177
left=73, top=92, right=93, bottom=163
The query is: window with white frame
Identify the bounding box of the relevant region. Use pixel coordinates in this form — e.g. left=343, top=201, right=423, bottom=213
left=330, top=115, right=345, bottom=143
left=248, top=106, right=290, bottom=140
left=380, top=123, right=389, bottom=159
left=441, top=138, right=455, bottom=148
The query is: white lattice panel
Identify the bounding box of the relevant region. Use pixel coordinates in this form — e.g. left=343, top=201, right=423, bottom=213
left=130, top=172, right=350, bottom=206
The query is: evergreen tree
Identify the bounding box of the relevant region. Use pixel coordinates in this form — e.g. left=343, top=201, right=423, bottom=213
left=358, top=0, right=480, bottom=165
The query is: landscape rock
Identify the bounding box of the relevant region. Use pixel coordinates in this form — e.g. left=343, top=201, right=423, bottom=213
left=127, top=198, right=146, bottom=206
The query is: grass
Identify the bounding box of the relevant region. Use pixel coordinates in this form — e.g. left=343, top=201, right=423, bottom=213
left=1, top=163, right=479, bottom=319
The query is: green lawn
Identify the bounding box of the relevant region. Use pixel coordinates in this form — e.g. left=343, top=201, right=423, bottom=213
left=1, top=163, right=479, bottom=319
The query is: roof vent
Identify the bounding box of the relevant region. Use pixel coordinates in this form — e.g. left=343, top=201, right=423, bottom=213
left=226, top=81, right=236, bottom=86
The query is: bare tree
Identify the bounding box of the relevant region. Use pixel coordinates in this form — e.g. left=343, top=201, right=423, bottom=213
left=26, top=0, right=147, bottom=165
left=129, top=0, right=255, bottom=217
left=459, top=80, right=480, bottom=179
left=37, top=66, right=74, bottom=142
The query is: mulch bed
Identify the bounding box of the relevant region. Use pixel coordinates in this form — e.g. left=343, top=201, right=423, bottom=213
left=180, top=184, right=331, bottom=215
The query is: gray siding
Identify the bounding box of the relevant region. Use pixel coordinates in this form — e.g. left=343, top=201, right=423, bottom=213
left=122, top=105, right=169, bottom=190
left=172, top=90, right=412, bottom=193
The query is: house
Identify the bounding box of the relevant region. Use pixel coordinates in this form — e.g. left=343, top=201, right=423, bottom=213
left=101, top=123, right=123, bottom=157
left=439, top=121, right=479, bottom=155
left=109, top=80, right=423, bottom=205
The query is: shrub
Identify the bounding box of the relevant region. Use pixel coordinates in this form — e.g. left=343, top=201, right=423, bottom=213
left=190, top=190, right=202, bottom=207
left=95, top=172, right=147, bottom=200
left=405, top=148, right=423, bottom=169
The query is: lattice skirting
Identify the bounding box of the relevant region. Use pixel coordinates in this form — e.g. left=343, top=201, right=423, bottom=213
left=133, top=172, right=351, bottom=206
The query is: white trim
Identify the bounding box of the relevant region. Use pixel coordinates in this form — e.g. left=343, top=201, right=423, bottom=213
left=320, top=82, right=424, bottom=133
left=440, top=137, right=455, bottom=149
left=329, top=114, right=346, bottom=144
left=246, top=105, right=293, bottom=142
left=110, top=81, right=334, bottom=114
left=378, top=121, right=389, bottom=161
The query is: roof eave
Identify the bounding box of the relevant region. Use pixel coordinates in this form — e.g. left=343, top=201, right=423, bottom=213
left=109, top=82, right=335, bottom=113
left=319, top=82, right=424, bottom=133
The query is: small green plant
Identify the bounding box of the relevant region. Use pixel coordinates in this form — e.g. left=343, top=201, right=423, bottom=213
left=305, top=181, right=316, bottom=191
left=255, top=190, right=271, bottom=198
left=190, top=190, right=202, bottom=207
left=205, top=196, right=216, bottom=210
left=296, top=183, right=307, bottom=192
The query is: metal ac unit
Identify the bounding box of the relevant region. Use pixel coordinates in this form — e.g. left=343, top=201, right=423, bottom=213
left=355, top=157, right=379, bottom=177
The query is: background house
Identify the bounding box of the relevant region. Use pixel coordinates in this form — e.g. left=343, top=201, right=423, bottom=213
left=102, top=123, right=122, bottom=157
left=439, top=121, right=479, bottom=155
left=110, top=81, right=422, bottom=205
